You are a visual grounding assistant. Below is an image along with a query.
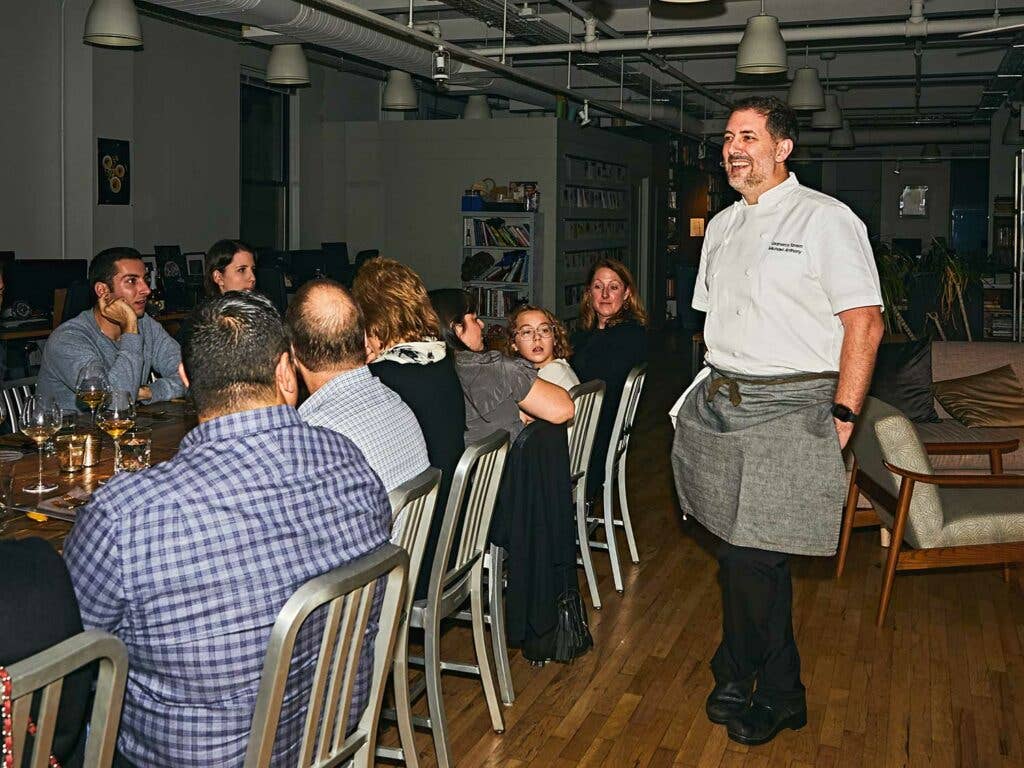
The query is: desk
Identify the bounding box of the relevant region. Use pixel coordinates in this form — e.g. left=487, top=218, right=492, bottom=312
left=0, top=312, right=191, bottom=344
left=0, top=401, right=196, bottom=549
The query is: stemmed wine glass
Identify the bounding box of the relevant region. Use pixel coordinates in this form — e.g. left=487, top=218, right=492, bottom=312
left=21, top=395, right=62, bottom=493
left=97, top=391, right=136, bottom=475
left=76, top=362, right=109, bottom=426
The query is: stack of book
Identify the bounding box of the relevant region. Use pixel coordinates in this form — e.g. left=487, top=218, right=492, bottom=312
left=465, top=220, right=531, bottom=248
left=473, top=251, right=529, bottom=283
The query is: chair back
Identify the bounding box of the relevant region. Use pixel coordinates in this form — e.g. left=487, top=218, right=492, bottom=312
left=567, top=379, right=605, bottom=483
left=243, top=544, right=408, bottom=768
left=852, top=396, right=945, bottom=548
left=1, top=376, right=36, bottom=433
left=5, top=630, right=128, bottom=768
left=428, top=431, right=509, bottom=600
left=388, top=467, right=441, bottom=617
left=603, top=364, right=647, bottom=478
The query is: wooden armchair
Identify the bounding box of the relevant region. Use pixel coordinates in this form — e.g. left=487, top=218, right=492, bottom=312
left=837, top=396, right=1024, bottom=626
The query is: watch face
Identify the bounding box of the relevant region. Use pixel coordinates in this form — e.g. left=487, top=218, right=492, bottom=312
left=832, top=404, right=855, bottom=422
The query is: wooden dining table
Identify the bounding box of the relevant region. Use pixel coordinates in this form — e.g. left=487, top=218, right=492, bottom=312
left=0, top=401, right=197, bottom=549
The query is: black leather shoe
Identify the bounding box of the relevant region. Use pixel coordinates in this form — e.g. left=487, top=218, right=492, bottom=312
left=726, top=699, right=807, bottom=746
left=705, top=676, right=755, bottom=724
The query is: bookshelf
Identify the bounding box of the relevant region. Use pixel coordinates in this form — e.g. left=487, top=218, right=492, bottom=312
left=460, top=212, right=541, bottom=324
left=981, top=272, right=1014, bottom=340
left=557, top=154, right=631, bottom=324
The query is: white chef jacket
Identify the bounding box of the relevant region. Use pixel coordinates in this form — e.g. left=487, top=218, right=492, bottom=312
left=693, top=173, right=882, bottom=376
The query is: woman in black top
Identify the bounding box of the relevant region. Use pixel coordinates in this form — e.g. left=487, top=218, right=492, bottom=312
left=570, top=258, right=649, bottom=498
left=0, top=538, right=91, bottom=768
left=352, top=258, right=467, bottom=600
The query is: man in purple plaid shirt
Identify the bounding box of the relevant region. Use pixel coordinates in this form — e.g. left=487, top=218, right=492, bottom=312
left=65, top=291, right=391, bottom=767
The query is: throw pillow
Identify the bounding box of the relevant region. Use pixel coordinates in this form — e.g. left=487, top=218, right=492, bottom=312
left=868, top=338, right=940, bottom=423
left=933, top=364, right=1024, bottom=427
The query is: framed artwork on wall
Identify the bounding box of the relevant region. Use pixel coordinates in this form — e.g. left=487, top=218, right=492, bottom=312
left=899, top=185, right=928, bottom=218
left=98, top=138, right=130, bottom=205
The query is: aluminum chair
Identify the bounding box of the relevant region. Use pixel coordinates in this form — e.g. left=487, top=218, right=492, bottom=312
left=1, top=376, right=36, bottom=433
left=586, top=364, right=647, bottom=594
left=243, top=544, right=408, bottom=768
left=4, top=629, right=128, bottom=768
left=380, top=468, right=442, bottom=768
left=404, top=430, right=509, bottom=768
left=568, top=379, right=606, bottom=609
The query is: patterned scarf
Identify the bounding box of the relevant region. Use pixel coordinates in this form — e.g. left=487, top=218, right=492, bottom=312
left=372, top=339, right=447, bottom=366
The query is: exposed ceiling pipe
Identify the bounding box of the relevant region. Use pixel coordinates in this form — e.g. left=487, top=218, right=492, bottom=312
left=472, top=13, right=1024, bottom=57
left=703, top=121, right=989, bottom=145
left=148, top=0, right=703, bottom=135
left=544, top=0, right=729, bottom=109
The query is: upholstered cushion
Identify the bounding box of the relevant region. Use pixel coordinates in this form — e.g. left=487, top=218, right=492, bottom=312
left=914, top=420, right=1024, bottom=472
left=873, top=413, right=946, bottom=548
left=938, top=487, right=1024, bottom=547
left=930, top=342, right=1024, bottom=418
left=869, top=339, right=940, bottom=423
left=933, top=364, right=1024, bottom=428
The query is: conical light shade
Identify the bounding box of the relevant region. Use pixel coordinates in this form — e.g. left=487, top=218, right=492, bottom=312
left=463, top=95, right=491, bottom=119
left=266, top=44, right=309, bottom=86
left=788, top=67, right=825, bottom=111
left=383, top=70, right=418, bottom=110
left=736, top=15, right=787, bottom=75
left=921, top=143, right=942, bottom=160
left=829, top=120, right=855, bottom=149
left=810, top=93, right=842, bottom=128
left=83, top=0, right=142, bottom=48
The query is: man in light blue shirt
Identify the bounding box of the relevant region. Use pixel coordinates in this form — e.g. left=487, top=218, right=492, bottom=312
left=37, top=247, right=185, bottom=408
left=288, top=279, right=430, bottom=493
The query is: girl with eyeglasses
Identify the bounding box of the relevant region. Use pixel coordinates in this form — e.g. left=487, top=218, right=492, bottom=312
left=505, top=305, right=579, bottom=392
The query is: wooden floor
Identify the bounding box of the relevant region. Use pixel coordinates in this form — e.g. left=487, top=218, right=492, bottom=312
left=383, top=331, right=1024, bottom=768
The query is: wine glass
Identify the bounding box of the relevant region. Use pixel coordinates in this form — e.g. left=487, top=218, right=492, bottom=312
left=21, top=395, right=62, bottom=493
left=97, top=391, right=136, bottom=475
left=76, top=362, right=109, bottom=426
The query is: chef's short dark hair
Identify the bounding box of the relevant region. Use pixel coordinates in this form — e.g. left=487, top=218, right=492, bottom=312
left=731, top=96, right=799, bottom=145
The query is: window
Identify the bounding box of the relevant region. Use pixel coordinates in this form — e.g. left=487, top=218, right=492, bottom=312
left=240, top=82, right=289, bottom=250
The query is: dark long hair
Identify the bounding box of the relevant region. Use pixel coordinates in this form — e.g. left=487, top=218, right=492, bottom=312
left=428, top=288, right=477, bottom=352
left=204, top=239, right=254, bottom=296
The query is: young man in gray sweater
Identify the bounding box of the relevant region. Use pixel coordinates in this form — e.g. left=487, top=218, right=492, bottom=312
left=37, top=247, right=186, bottom=409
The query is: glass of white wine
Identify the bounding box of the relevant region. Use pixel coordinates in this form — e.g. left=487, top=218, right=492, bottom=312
left=21, top=395, right=62, bottom=493
left=76, top=362, right=109, bottom=426
left=97, top=391, right=136, bottom=475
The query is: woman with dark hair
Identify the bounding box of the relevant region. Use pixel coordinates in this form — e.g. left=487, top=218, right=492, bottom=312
left=0, top=538, right=91, bottom=767
left=204, top=239, right=256, bottom=296
left=351, top=258, right=466, bottom=601
left=570, top=258, right=648, bottom=497
left=430, top=288, right=573, bottom=444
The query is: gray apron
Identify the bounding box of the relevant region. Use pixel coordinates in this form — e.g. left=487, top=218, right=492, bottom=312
left=671, top=368, right=847, bottom=557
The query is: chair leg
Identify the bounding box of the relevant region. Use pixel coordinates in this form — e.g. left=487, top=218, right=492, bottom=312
left=470, top=563, right=505, bottom=733
left=576, top=486, right=602, bottom=610
left=423, top=608, right=453, bottom=768
left=836, top=469, right=860, bottom=579
left=488, top=545, right=515, bottom=706
left=617, top=454, right=639, bottom=564
left=603, top=477, right=625, bottom=594
left=391, top=625, right=420, bottom=768
left=876, top=534, right=903, bottom=627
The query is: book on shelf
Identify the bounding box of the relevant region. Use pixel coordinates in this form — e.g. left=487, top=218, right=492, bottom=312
left=562, top=246, right=626, bottom=272
left=474, top=250, right=530, bottom=282
left=564, top=219, right=627, bottom=240
left=464, top=218, right=531, bottom=248
left=469, top=286, right=526, bottom=319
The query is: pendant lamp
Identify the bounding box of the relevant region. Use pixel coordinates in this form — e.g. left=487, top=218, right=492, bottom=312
left=83, top=0, right=142, bottom=48
left=829, top=120, right=855, bottom=149
left=383, top=70, right=418, bottom=110
left=463, top=95, right=492, bottom=119
left=788, top=67, right=825, bottom=111
left=811, top=93, right=842, bottom=129
left=735, top=11, right=787, bottom=75
left=266, top=44, right=310, bottom=87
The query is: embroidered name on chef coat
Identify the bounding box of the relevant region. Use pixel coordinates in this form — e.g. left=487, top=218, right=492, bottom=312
left=768, top=241, right=804, bottom=255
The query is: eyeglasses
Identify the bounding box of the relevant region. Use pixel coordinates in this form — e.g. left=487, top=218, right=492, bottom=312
left=514, top=324, right=553, bottom=340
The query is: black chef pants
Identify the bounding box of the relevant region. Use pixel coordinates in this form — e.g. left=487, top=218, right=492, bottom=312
left=710, top=539, right=806, bottom=706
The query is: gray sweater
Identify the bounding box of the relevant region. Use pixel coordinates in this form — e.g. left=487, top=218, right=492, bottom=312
left=37, top=309, right=186, bottom=409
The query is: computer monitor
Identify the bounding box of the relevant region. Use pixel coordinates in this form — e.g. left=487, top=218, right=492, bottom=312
left=3, top=259, right=89, bottom=320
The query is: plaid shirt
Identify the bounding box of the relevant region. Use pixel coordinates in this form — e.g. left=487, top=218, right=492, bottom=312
left=298, top=366, right=430, bottom=492
left=64, top=405, right=390, bottom=767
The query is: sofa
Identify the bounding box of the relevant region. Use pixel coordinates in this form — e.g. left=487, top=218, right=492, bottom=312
left=917, top=341, right=1024, bottom=473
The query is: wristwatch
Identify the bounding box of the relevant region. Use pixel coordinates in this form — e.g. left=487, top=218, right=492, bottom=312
left=831, top=403, right=858, bottom=423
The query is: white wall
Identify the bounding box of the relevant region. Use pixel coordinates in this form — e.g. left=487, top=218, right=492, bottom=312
left=338, top=118, right=559, bottom=289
